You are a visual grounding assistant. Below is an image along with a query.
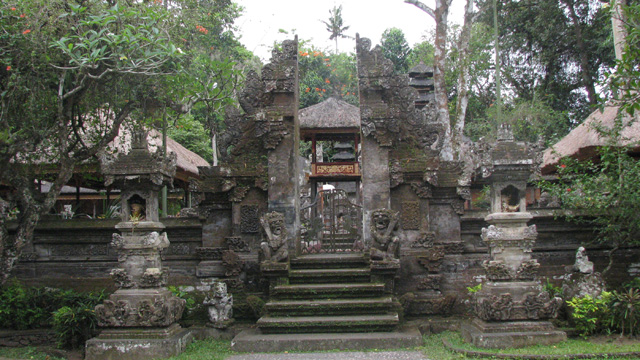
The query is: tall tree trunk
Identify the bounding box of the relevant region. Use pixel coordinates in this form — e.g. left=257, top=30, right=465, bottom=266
left=611, top=0, right=628, bottom=62
left=405, top=0, right=454, bottom=161
left=562, top=0, right=597, bottom=105
left=0, top=158, right=75, bottom=284
left=212, top=132, right=218, bottom=166
left=453, top=0, right=475, bottom=159
left=435, top=0, right=453, bottom=161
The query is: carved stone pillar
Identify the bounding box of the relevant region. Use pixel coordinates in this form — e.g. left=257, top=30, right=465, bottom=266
left=261, top=38, right=300, bottom=249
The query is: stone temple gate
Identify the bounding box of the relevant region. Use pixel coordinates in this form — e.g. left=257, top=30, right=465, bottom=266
left=188, top=36, right=477, bottom=349
left=66, top=35, right=639, bottom=355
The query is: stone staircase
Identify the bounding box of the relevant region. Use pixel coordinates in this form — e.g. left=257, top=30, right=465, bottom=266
left=256, top=252, right=402, bottom=334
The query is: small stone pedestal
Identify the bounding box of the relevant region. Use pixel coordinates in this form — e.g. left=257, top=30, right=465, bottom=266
left=370, top=260, right=400, bottom=294
left=261, top=261, right=289, bottom=296
left=85, top=222, right=192, bottom=360
left=463, top=318, right=566, bottom=349
left=463, top=212, right=565, bottom=348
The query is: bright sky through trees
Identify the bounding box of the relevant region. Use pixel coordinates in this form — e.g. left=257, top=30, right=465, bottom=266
left=235, top=0, right=466, bottom=60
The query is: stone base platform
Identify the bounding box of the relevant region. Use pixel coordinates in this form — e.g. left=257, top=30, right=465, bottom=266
left=85, top=324, right=193, bottom=360
left=230, top=326, right=422, bottom=352
left=461, top=319, right=566, bottom=349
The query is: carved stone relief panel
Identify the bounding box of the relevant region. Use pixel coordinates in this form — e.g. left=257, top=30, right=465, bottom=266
left=240, top=205, right=260, bottom=233
left=401, top=201, right=421, bottom=230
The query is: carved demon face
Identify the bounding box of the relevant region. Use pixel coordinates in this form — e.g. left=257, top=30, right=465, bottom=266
left=270, top=220, right=284, bottom=236
left=373, top=213, right=390, bottom=231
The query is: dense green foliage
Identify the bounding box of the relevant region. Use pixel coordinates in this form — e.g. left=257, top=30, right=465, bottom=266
left=567, top=292, right=613, bottom=337
left=298, top=43, right=358, bottom=109
left=167, top=114, right=214, bottom=163
left=0, top=0, right=253, bottom=282
left=568, top=285, right=640, bottom=337
left=607, top=2, right=640, bottom=116
left=0, top=281, right=105, bottom=348
left=380, top=28, right=412, bottom=74
left=52, top=304, right=100, bottom=349
left=476, top=0, right=614, bottom=122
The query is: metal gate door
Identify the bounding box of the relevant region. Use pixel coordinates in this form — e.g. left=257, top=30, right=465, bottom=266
left=300, top=189, right=362, bottom=254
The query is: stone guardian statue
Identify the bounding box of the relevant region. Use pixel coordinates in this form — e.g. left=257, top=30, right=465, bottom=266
left=369, top=209, right=400, bottom=261
left=260, top=211, right=289, bottom=263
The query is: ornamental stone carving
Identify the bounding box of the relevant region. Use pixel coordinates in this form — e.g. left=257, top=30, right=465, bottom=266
left=95, top=295, right=185, bottom=328
left=196, top=247, right=225, bottom=260
left=369, top=209, right=400, bottom=261
left=474, top=294, right=513, bottom=321
left=401, top=201, right=421, bottom=230
left=222, top=250, right=243, bottom=277
left=417, top=275, right=442, bottom=290
left=229, top=186, right=250, bottom=203
left=240, top=205, right=260, bottom=233
left=139, top=268, right=167, bottom=288
left=226, top=236, right=251, bottom=252
left=523, top=292, right=563, bottom=320
left=412, top=231, right=436, bottom=248
left=482, top=260, right=511, bottom=281
left=260, top=211, right=289, bottom=263
left=110, top=269, right=134, bottom=289
left=516, top=260, right=540, bottom=280
left=410, top=182, right=432, bottom=199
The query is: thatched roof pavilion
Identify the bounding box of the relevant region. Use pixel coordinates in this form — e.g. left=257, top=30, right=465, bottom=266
left=299, top=97, right=360, bottom=141
left=541, top=106, right=640, bottom=174
left=299, top=97, right=362, bottom=180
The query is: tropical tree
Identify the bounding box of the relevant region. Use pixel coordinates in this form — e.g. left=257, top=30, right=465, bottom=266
left=475, top=0, right=615, bottom=123
left=298, top=43, right=358, bottom=109
left=321, top=5, right=351, bottom=53
left=380, top=28, right=412, bottom=74
left=0, top=0, right=249, bottom=284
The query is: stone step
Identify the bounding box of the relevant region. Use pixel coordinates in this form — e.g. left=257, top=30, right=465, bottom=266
left=272, top=283, right=386, bottom=299
left=231, top=325, right=423, bottom=352
left=289, top=268, right=371, bottom=284
left=264, top=296, right=396, bottom=316
left=256, top=313, right=400, bottom=334
left=290, top=253, right=368, bottom=269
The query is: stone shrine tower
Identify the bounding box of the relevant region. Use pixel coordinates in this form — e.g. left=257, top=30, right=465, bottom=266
left=86, top=130, right=191, bottom=360
left=462, top=125, right=565, bottom=348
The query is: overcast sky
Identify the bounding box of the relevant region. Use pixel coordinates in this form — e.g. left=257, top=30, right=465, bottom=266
left=235, top=0, right=467, bottom=61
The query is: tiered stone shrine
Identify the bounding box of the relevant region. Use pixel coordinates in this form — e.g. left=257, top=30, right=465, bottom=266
left=462, top=125, right=565, bottom=348
left=86, top=131, right=191, bottom=360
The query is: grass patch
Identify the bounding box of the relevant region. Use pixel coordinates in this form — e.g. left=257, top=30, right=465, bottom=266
left=425, top=332, right=640, bottom=359
left=165, top=338, right=237, bottom=360
left=0, top=346, right=65, bottom=360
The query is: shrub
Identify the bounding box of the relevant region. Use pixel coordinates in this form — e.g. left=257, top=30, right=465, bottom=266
left=52, top=306, right=96, bottom=349
left=567, top=292, right=612, bottom=337
left=51, top=290, right=105, bottom=349
left=609, top=287, right=640, bottom=336
left=544, top=278, right=563, bottom=298
left=0, top=280, right=59, bottom=329
left=167, top=285, right=197, bottom=311
left=0, top=281, right=105, bottom=348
